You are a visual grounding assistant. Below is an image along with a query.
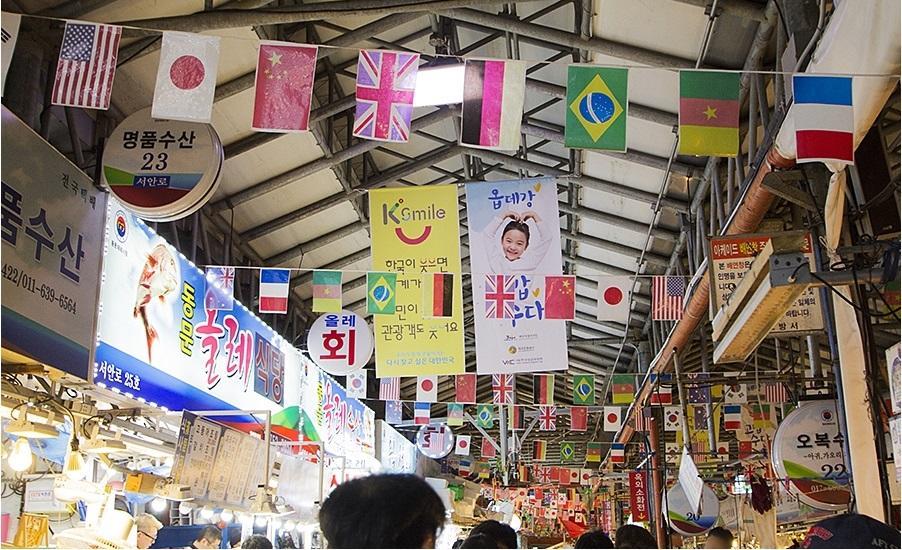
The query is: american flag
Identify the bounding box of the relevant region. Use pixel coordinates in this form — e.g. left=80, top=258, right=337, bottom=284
left=763, top=382, right=789, bottom=404
left=379, top=377, right=400, bottom=400
left=652, top=275, right=685, bottom=320
left=492, top=373, right=515, bottom=404
left=539, top=405, right=557, bottom=431
left=633, top=407, right=649, bottom=432
left=484, top=274, right=516, bottom=319
left=353, top=50, right=418, bottom=142
left=52, top=23, right=121, bottom=110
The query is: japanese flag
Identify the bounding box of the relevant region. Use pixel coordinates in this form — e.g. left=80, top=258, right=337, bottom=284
left=455, top=435, right=471, bottom=456
left=417, top=375, right=438, bottom=403
left=664, top=406, right=682, bottom=432
left=152, top=32, right=219, bottom=123
left=346, top=371, right=366, bottom=399
left=569, top=469, right=580, bottom=485
left=603, top=406, right=622, bottom=432
left=580, top=469, right=592, bottom=486
left=596, top=276, right=631, bottom=323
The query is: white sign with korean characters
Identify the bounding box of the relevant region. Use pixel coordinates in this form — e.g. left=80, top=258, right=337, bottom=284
left=0, top=106, right=108, bottom=381
left=708, top=231, right=824, bottom=334
left=306, top=310, right=374, bottom=376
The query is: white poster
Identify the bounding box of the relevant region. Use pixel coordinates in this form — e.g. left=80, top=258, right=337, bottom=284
left=1, top=13, right=21, bottom=96
left=465, top=178, right=567, bottom=373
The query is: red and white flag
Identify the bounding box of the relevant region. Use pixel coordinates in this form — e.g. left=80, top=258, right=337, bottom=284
left=580, top=469, right=592, bottom=486
left=492, top=373, right=515, bottom=405
left=153, top=32, right=219, bottom=123
left=569, top=469, right=580, bottom=485
left=455, top=435, right=471, bottom=456
left=603, top=406, right=622, bottom=432
left=252, top=42, right=318, bottom=132
left=379, top=377, right=400, bottom=401
left=417, top=375, right=438, bottom=403
left=51, top=22, right=121, bottom=110
left=652, top=275, right=685, bottom=321
left=763, top=382, right=789, bottom=403
left=455, top=374, right=477, bottom=404
left=596, top=276, right=631, bottom=322
left=346, top=371, right=366, bottom=400
left=353, top=49, right=418, bottom=142
left=539, top=406, right=557, bottom=431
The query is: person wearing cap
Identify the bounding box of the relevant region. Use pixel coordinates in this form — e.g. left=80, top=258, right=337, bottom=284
left=136, top=513, right=163, bottom=550
left=801, top=513, right=901, bottom=548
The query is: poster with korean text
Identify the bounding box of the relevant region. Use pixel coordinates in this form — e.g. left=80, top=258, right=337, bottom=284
left=466, top=178, right=567, bottom=373
left=368, top=185, right=465, bottom=376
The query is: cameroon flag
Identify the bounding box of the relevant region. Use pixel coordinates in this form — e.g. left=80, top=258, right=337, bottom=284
left=611, top=374, right=635, bottom=405
left=678, top=70, right=740, bottom=156
left=586, top=442, right=602, bottom=462
left=565, top=65, right=628, bottom=151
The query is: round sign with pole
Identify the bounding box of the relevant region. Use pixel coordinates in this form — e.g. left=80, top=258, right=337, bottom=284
left=102, top=107, right=223, bottom=221
left=416, top=423, right=454, bottom=459
left=771, top=401, right=851, bottom=510
left=306, top=311, right=374, bottom=376
left=665, top=481, right=719, bottom=536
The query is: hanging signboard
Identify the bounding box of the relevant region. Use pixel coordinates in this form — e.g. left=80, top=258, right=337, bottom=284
left=375, top=420, right=417, bottom=474
left=0, top=106, right=108, bottom=381
left=170, top=412, right=266, bottom=508
left=93, top=201, right=303, bottom=436
left=416, top=423, right=455, bottom=459
left=306, top=311, right=373, bottom=376
left=771, top=401, right=851, bottom=510
left=101, top=108, right=223, bottom=221
left=465, top=178, right=567, bottom=373
left=368, top=185, right=465, bottom=376
left=299, top=368, right=376, bottom=457
left=628, top=471, right=649, bottom=521
left=708, top=231, right=823, bottom=334
left=665, top=481, right=719, bottom=536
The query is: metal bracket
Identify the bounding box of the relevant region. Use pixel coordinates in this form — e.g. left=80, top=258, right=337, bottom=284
left=761, top=171, right=818, bottom=211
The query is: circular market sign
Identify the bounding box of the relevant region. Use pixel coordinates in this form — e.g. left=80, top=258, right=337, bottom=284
left=771, top=401, right=851, bottom=510
left=102, top=107, right=223, bottom=221
left=416, top=423, right=454, bottom=459
left=306, top=311, right=374, bottom=376
left=665, top=481, right=719, bottom=536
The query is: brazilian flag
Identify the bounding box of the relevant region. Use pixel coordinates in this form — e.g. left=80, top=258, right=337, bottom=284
left=565, top=66, right=628, bottom=151
left=572, top=374, right=596, bottom=405
left=367, top=272, right=397, bottom=315
left=560, top=441, right=575, bottom=462
left=476, top=404, right=495, bottom=429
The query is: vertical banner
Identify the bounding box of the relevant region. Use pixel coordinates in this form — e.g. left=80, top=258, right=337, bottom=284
left=465, top=178, right=567, bottom=373
left=628, top=471, right=649, bottom=521
left=368, top=185, right=465, bottom=376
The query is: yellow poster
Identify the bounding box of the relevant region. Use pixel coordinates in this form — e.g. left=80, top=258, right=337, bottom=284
left=369, top=185, right=465, bottom=376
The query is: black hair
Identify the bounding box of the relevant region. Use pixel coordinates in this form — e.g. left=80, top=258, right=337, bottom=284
left=501, top=221, right=530, bottom=245
left=614, top=524, right=657, bottom=549
left=319, top=473, right=446, bottom=548
left=468, top=520, right=517, bottom=549
left=576, top=530, right=614, bottom=549
left=707, top=527, right=734, bottom=544
left=240, top=534, right=273, bottom=549
left=459, top=533, right=502, bottom=549
left=196, top=525, right=222, bottom=544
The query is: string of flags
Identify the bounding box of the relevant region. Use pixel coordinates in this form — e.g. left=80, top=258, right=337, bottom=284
left=3, top=16, right=865, bottom=164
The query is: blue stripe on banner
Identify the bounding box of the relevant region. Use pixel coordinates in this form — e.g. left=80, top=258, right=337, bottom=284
left=261, top=268, right=290, bottom=284
left=1, top=307, right=89, bottom=380
left=793, top=75, right=852, bottom=106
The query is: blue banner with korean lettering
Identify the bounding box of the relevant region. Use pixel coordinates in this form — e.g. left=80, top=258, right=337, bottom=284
left=0, top=106, right=108, bottom=380
left=94, top=198, right=303, bottom=432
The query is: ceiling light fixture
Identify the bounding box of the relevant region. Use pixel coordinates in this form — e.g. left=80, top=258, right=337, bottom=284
left=6, top=409, right=60, bottom=439
left=7, top=438, right=33, bottom=472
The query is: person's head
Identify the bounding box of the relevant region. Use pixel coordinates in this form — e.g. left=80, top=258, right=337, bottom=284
left=240, top=535, right=273, bottom=549
left=576, top=530, right=614, bottom=549
left=135, top=513, right=162, bottom=549
left=319, top=473, right=446, bottom=548
left=704, top=527, right=733, bottom=549
left=460, top=533, right=502, bottom=549
left=193, top=526, right=222, bottom=549
left=468, top=520, right=517, bottom=549
left=614, top=524, right=657, bottom=549
left=501, top=221, right=530, bottom=261
left=801, top=513, right=901, bottom=548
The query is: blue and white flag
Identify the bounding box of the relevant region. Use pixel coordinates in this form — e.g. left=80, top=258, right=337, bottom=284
left=204, top=266, right=235, bottom=311
left=385, top=400, right=403, bottom=424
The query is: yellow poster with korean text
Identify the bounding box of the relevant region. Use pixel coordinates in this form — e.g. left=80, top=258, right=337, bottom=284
left=369, top=186, right=465, bottom=376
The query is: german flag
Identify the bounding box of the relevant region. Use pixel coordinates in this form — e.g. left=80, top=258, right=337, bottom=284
left=533, top=440, right=547, bottom=461
left=533, top=374, right=555, bottom=405
left=423, top=272, right=454, bottom=318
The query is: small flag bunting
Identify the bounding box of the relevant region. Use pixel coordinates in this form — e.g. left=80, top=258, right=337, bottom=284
left=792, top=74, right=854, bottom=164
left=492, top=373, right=515, bottom=405
left=414, top=402, right=430, bottom=425
left=455, top=435, right=471, bottom=455
left=456, top=374, right=477, bottom=404
left=565, top=65, right=628, bottom=151
left=367, top=272, right=397, bottom=314
left=312, top=270, right=343, bottom=312
left=385, top=400, right=402, bottom=424
left=570, top=406, right=588, bottom=431
left=678, top=70, right=740, bottom=157
left=379, top=377, right=400, bottom=401
left=52, top=22, right=121, bottom=110
left=572, top=374, right=595, bottom=405
left=423, top=272, right=455, bottom=318
left=259, top=268, right=290, bottom=314
left=447, top=403, right=464, bottom=427
left=534, top=374, right=555, bottom=405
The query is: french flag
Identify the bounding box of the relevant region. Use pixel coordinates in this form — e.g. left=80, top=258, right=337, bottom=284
left=724, top=404, right=742, bottom=430
left=414, top=402, right=431, bottom=425
left=259, top=268, right=290, bottom=314
left=793, top=75, right=854, bottom=164
left=610, top=443, right=625, bottom=464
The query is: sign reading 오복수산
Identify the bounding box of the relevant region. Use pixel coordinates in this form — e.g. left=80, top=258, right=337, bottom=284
left=1, top=106, right=108, bottom=381
left=368, top=185, right=465, bottom=376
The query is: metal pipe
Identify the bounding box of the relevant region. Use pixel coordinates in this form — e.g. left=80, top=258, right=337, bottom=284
left=647, top=415, right=666, bottom=548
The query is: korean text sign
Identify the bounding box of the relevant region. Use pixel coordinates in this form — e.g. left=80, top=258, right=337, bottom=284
left=300, top=369, right=376, bottom=456
left=368, top=185, right=465, bottom=376
left=0, top=106, right=108, bottom=380
left=94, top=200, right=302, bottom=423
left=465, top=178, right=567, bottom=373
left=628, top=471, right=649, bottom=521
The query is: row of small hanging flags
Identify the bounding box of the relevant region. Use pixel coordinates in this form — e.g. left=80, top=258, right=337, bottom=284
left=12, top=17, right=857, bottom=164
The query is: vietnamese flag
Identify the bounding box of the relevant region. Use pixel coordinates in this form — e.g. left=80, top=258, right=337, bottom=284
left=678, top=70, right=740, bottom=157
left=544, top=275, right=576, bottom=320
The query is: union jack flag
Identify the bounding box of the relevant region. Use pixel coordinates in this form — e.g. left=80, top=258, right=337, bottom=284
left=485, top=274, right=516, bottom=319
left=204, top=266, right=235, bottom=311
left=538, top=405, right=557, bottom=431
left=535, top=465, right=552, bottom=483
left=492, top=373, right=515, bottom=404
left=353, top=49, right=419, bottom=142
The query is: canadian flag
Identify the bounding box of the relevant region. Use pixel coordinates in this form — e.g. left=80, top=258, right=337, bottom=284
left=596, top=276, right=631, bottom=322
left=417, top=375, right=438, bottom=402
left=455, top=435, right=471, bottom=456
left=603, top=406, right=622, bottom=432
left=152, top=32, right=220, bottom=123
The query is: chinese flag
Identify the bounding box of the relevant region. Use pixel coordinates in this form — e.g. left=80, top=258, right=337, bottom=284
left=252, top=42, right=318, bottom=132
left=570, top=406, right=588, bottom=431
left=456, top=374, right=477, bottom=404
left=544, top=275, right=576, bottom=320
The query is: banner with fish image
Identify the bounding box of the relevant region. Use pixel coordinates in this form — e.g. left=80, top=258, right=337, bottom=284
left=94, top=198, right=304, bottom=436
left=465, top=178, right=568, bottom=373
